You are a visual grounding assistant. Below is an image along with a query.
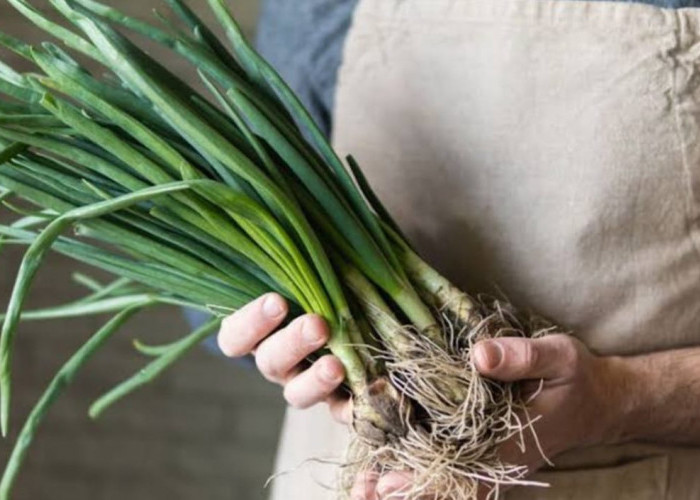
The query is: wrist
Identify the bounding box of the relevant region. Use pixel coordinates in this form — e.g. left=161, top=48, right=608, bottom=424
left=598, top=354, right=653, bottom=445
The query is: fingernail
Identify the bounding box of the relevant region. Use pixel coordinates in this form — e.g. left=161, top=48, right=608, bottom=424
left=476, top=341, right=503, bottom=371
left=302, top=318, right=324, bottom=345
left=262, top=294, right=284, bottom=318
left=321, top=361, right=342, bottom=382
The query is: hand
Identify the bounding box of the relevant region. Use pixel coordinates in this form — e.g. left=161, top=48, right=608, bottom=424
left=218, top=293, right=351, bottom=421
left=220, top=299, right=627, bottom=499
left=220, top=296, right=700, bottom=498
left=354, top=334, right=627, bottom=499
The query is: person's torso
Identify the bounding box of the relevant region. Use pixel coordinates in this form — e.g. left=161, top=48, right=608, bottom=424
left=330, top=1, right=700, bottom=499
left=269, top=1, right=700, bottom=498
left=333, top=0, right=700, bottom=358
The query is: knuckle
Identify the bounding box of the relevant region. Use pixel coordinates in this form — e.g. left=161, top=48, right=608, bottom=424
left=277, top=320, right=311, bottom=363
left=283, top=384, right=308, bottom=409
left=520, top=340, right=539, bottom=374
left=255, top=349, right=282, bottom=383
left=289, top=344, right=310, bottom=367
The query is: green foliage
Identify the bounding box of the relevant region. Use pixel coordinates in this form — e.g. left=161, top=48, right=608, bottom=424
left=0, top=2, right=440, bottom=497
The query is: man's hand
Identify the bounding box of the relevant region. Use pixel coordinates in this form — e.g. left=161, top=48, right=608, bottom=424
left=218, top=293, right=351, bottom=421
left=220, top=296, right=700, bottom=499
left=219, top=297, right=623, bottom=498
left=351, top=334, right=626, bottom=499
left=474, top=334, right=624, bottom=465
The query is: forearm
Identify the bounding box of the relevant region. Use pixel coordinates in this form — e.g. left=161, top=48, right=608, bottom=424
left=610, top=346, right=700, bottom=446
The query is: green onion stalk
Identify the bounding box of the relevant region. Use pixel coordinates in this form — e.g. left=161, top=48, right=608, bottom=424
left=0, top=1, right=550, bottom=499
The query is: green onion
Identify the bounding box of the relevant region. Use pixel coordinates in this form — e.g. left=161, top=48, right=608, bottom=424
left=0, top=2, right=549, bottom=498
left=0, top=306, right=147, bottom=499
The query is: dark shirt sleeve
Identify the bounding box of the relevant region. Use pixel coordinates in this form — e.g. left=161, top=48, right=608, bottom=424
left=255, top=0, right=359, bottom=138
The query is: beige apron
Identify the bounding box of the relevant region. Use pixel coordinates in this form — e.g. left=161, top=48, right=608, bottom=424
left=271, top=1, right=700, bottom=498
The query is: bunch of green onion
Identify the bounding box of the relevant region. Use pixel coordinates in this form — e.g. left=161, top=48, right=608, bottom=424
left=0, top=1, right=543, bottom=498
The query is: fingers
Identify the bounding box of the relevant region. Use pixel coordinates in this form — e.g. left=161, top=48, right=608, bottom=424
left=351, top=471, right=379, bottom=500
left=350, top=471, right=416, bottom=500
left=218, top=293, right=288, bottom=357
left=220, top=298, right=350, bottom=412
left=376, top=472, right=414, bottom=498
left=253, top=312, right=347, bottom=410
left=255, top=314, right=329, bottom=383
left=283, top=355, right=345, bottom=409
left=473, top=334, right=581, bottom=382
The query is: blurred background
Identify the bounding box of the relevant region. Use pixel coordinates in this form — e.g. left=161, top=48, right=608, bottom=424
left=0, top=1, right=290, bottom=499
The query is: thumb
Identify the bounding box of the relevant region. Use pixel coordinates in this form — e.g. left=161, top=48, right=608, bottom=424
left=472, top=334, right=577, bottom=382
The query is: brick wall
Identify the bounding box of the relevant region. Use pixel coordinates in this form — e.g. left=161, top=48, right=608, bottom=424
left=0, top=2, right=289, bottom=499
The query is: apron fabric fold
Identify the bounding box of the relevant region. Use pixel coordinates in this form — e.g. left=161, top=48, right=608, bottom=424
left=271, top=1, right=700, bottom=498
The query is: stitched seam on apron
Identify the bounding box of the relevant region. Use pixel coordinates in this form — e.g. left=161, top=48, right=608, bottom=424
left=354, top=0, right=675, bottom=31
left=668, top=10, right=700, bottom=262
left=355, top=19, right=671, bottom=33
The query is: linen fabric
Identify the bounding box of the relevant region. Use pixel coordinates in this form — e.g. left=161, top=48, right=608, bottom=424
left=271, top=0, right=700, bottom=498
